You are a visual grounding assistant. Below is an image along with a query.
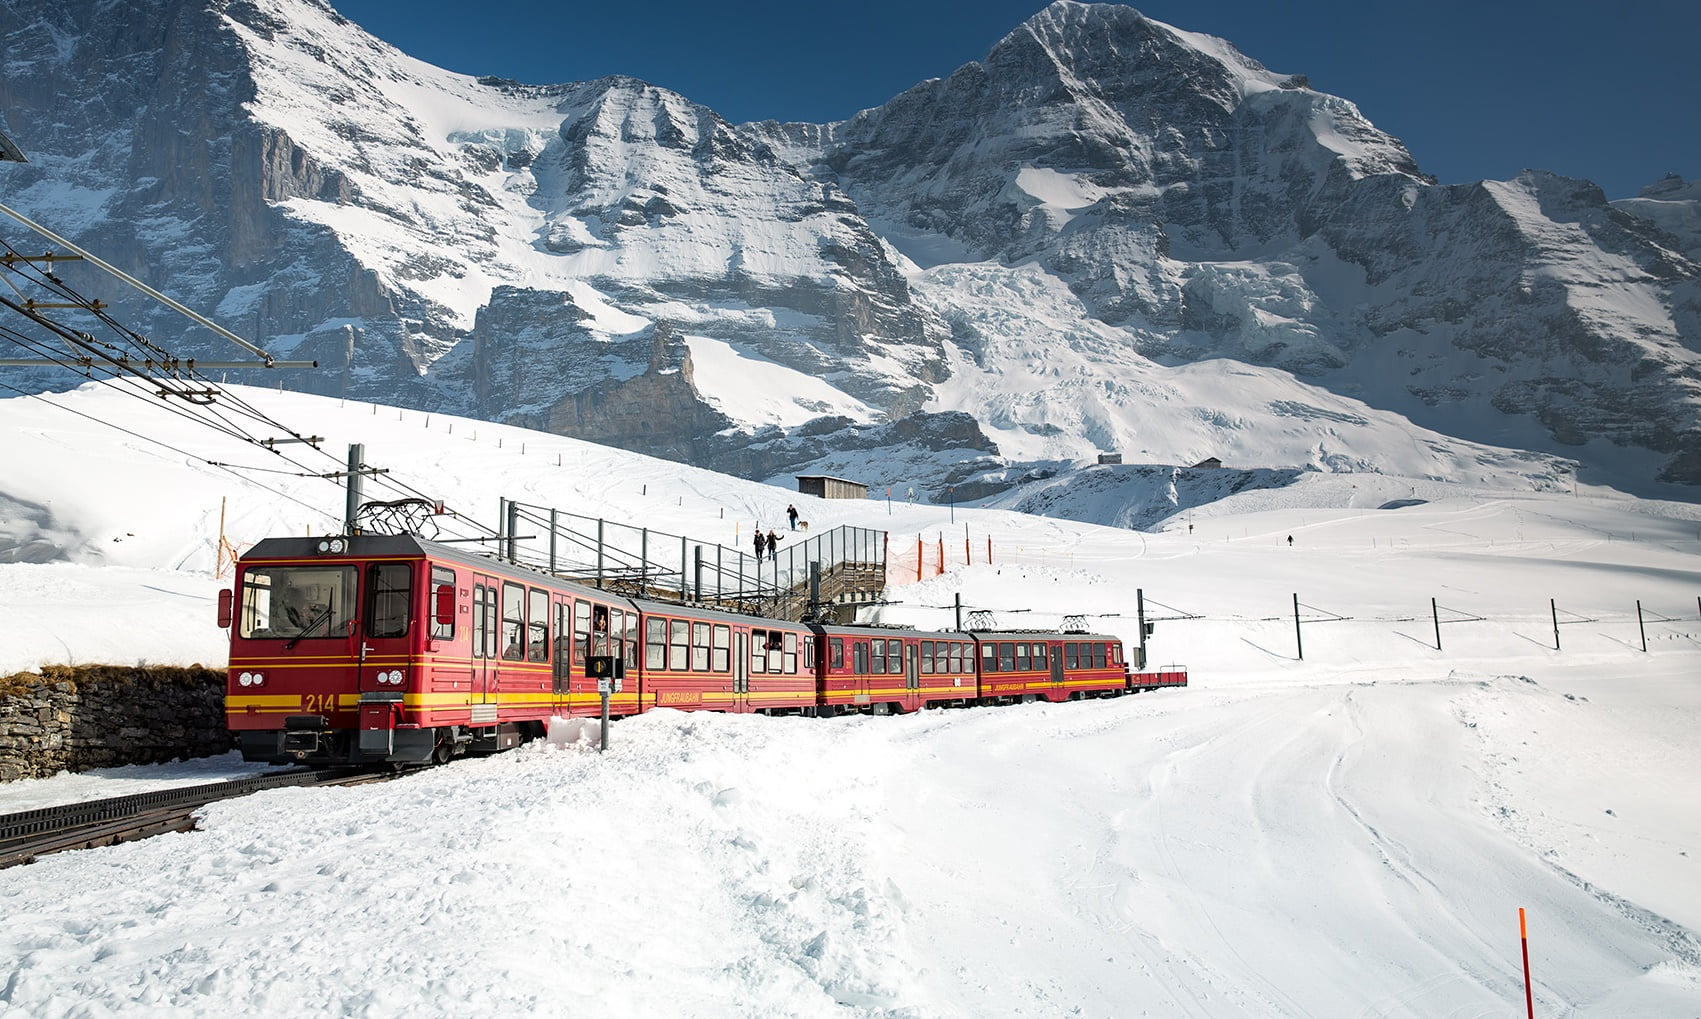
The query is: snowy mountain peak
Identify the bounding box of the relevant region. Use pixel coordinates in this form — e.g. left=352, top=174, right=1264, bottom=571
left=0, top=0, right=1695, bottom=498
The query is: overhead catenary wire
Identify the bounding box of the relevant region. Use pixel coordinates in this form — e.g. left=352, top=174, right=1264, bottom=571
left=0, top=234, right=503, bottom=539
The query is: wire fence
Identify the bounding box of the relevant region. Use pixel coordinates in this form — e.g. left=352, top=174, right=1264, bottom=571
left=1145, top=593, right=1701, bottom=662
left=887, top=531, right=996, bottom=585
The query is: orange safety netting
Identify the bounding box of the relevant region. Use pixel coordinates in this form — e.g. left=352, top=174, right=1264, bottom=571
left=885, top=535, right=993, bottom=586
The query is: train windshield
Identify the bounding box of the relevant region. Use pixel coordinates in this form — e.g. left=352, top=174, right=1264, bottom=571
left=238, top=565, right=359, bottom=640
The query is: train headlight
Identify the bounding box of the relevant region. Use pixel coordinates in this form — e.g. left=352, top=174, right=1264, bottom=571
left=238, top=672, right=253, bottom=687
left=251, top=672, right=265, bottom=687
left=316, top=538, right=348, bottom=554
left=388, top=669, right=404, bottom=685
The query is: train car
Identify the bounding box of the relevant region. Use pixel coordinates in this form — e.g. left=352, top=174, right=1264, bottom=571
left=223, top=533, right=648, bottom=766
left=628, top=596, right=816, bottom=715
left=970, top=630, right=1132, bottom=703
left=810, top=625, right=976, bottom=715
left=1130, top=665, right=1190, bottom=692
left=222, top=531, right=1187, bottom=766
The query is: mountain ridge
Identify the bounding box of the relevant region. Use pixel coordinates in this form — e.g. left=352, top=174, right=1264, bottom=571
left=0, top=0, right=1696, bottom=502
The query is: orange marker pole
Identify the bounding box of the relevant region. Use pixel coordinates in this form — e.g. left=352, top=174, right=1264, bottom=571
left=1519, top=908, right=1534, bottom=1019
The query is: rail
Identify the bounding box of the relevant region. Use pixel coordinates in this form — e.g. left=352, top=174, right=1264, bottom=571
left=0, top=767, right=381, bottom=869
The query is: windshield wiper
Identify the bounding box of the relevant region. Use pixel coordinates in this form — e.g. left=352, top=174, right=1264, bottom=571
left=284, top=607, right=334, bottom=649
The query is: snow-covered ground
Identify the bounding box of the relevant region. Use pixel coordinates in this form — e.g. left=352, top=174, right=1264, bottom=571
left=1, top=384, right=1699, bottom=1016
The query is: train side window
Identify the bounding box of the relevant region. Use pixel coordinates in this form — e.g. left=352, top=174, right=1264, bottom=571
left=750, top=630, right=767, bottom=673
left=998, top=642, right=1015, bottom=672
left=574, top=601, right=591, bottom=666
left=527, top=588, right=549, bottom=661
left=645, top=617, right=667, bottom=670
left=1034, top=643, right=1048, bottom=669
left=605, top=607, right=622, bottom=663
left=366, top=563, right=412, bottom=639
left=430, top=566, right=455, bottom=640
left=482, top=587, right=499, bottom=659
left=803, top=635, right=815, bottom=671
left=981, top=643, right=997, bottom=672
left=692, top=622, right=711, bottom=671
left=1094, top=643, right=1107, bottom=669
left=499, top=583, right=525, bottom=659
left=870, top=638, right=886, bottom=674
left=830, top=638, right=844, bottom=669
left=712, top=625, right=730, bottom=671
left=1065, top=642, right=1079, bottom=669
left=949, top=642, right=962, bottom=674
left=886, top=640, right=902, bottom=674
left=622, top=610, right=639, bottom=669
left=783, top=632, right=797, bottom=674
left=473, top=584, right=491, bottom=659
left=1015, top=642, right=1030, bottom=672
left=669, top=619, right=689, bottom=671
left=1111, top=643, right=1121, bottom=665
left=921, top=641, right=934, bottom=674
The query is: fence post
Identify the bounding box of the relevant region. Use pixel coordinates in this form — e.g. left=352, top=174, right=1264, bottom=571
left=1637, top=600, right=1647, bottom=653
left=1433, top=597, right=1442, bottom=651
left=549, top=509, right=558, bottom=573
left=916, top=537, right=923, bottom=582
left=1551, top=598, right=1560, bottom=651
left=1294, top=593, right=1304, bottom=661
left=1520, top=908, right=1535, bottom=1019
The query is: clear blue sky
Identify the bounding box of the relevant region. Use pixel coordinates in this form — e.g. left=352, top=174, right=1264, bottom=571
left=330, top=0, right=1697, bottom=200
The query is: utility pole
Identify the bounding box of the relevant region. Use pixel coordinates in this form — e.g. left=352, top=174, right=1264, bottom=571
left=1136, top=588, right=1148, bottom=669
left=324, top=443, right=386, bottom=535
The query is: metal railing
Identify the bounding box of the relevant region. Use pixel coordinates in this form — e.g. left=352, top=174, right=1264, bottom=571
left=497, top=499, right=887, bottom=621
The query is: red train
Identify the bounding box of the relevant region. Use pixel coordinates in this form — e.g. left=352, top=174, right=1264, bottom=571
left=221, top=534, right=1187, bottom=766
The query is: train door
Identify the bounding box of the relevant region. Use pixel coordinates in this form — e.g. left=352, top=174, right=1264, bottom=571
left=552, top=597, right=574, bottom=712
left=355, top=561, right=411, bottom=695
left=734, top=630, right=749, bottom=711
left=904, top=641, right=920, bottom=707
left=470, top=573, right=501, bottom=724
left=1050, top=641, right=1065, bottom=686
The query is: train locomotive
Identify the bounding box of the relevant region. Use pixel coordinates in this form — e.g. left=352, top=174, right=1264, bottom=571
left=222, top=533, right=1187, bottom=767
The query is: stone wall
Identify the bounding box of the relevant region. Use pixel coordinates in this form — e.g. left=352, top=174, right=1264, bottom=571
left=0, top=665, right=230, bottom=783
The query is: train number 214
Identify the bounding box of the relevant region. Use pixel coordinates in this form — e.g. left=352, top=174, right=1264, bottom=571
left=302, top=693, right=338, bottom=714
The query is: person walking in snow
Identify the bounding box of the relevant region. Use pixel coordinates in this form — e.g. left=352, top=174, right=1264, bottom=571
left=1287, top=534, right=1294, bottom=547
left=787, top=504, right=798, bottom=530
left=754, top=529, right=766, bottom=562
left=766, top=529, right=780, bottom=561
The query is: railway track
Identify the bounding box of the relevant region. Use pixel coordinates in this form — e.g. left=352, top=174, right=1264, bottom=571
left=0, top=766, right=394, bottom=869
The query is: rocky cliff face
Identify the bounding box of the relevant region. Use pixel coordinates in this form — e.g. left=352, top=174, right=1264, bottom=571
left=760, top=2, right=1699, bottom=484
left=1, top=0, right=1696, bottom=496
